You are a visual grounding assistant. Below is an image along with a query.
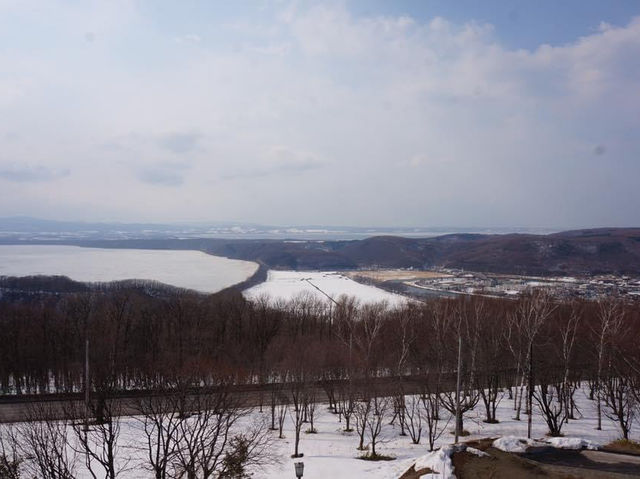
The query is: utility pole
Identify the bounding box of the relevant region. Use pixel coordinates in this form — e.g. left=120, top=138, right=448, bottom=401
left=304, top=279, right=339, bottom=306
left=84, top=333, right=90, bottom=432
left=83, top=301, right=91, bottom=433
left=454, top=330, right=462, bottom=443
left=527, top=342, right=533, bottom=439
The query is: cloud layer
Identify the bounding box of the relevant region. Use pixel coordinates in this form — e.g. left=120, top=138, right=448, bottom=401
left=0, top=2, right=638, bottom=228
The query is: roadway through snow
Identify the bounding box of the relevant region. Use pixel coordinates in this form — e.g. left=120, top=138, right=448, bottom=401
left=523, top=447, right=640, bottom=477
left=0, top=374, right=456, bottom=423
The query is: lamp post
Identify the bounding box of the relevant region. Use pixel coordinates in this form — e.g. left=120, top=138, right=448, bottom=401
left=294, top=461, right=304, bottom=478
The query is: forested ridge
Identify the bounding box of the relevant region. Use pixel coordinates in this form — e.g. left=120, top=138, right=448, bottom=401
left=6, top=227, right=640, bottom=274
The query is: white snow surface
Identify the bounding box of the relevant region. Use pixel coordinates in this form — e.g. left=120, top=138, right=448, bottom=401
left=244, top=270, right=409, bottom=306
left=3, top=387, right=637, bottom=478
left=466, top=447, right=490, bottom=457
left=0, top=245, right=258, bottom=293
left=412, top=445, right=488, bottom=478
left=414, top=445, right=460, bottom=478
left=492, top=436, right=539, bottom=453
left=493, top=436, right=601, bottom=453
left=544, top=437, right=600, bottom=450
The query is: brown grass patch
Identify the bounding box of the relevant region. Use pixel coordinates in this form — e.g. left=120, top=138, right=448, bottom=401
left=398, top=465, right=435, bottom=479
left=604, top=439, right=640, bottom=455
left=345, top=270, right=451, bottom=282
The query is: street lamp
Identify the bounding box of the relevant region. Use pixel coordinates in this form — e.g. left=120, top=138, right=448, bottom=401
left=294, top=461, right=304, bottom=478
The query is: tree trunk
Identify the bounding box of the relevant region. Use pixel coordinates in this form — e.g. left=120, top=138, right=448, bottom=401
left=456, top=413, right=464, bottom=435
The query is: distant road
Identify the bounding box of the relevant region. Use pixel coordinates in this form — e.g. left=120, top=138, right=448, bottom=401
left=0, top=374, right=451, bottom=423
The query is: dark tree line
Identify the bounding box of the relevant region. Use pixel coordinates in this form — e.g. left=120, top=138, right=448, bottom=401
left=1, top=280, right=640, bottom=448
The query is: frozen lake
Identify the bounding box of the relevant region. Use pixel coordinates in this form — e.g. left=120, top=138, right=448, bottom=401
left=0, top=245, right=258, bottom=293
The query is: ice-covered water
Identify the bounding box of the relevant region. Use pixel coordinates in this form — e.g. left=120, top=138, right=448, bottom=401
left=0, top=245, right=258, bottom=293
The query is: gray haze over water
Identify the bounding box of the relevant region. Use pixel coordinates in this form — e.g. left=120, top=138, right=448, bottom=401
left=0, top=217, right=557, bottom=241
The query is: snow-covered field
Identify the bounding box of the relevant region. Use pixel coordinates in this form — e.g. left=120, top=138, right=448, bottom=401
left=0, top=245, right=258, bottom=293
left=244, top=270, right=408, bottom=306
left=2, top=386, right=638, bottom=478
left=261, top=387, right=638, bottom=478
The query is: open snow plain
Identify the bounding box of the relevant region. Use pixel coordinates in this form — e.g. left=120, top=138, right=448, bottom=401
left=260, top=388, right=639, bottom=478
left=12, top=386, right=636, bottom=479
left=244, top=270, right=409, bottom=306
left=0, top=245, right=258, bottom=293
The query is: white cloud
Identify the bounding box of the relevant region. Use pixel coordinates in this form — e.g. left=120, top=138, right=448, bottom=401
left=0, top=3, right=638, bottom=227
left=0, top=163, right=69, bottom=182
left=174, top=33, right=202, bottom=44
left=220, top=146, right=325, bottom=180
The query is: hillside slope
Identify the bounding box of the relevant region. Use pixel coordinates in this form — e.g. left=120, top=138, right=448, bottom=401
left=4, top=228, right=640, bottom=276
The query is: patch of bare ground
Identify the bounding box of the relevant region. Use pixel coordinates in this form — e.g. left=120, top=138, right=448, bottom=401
left=463, top=438, right=495, bottom=451
left=358, top=453, right=395, bottom=461
left=345, top=270, right=451, bottom=281
left=398, top=465, right=435, bottom=479
left=400, top=440, right=640, bottom=479
left=452, top=447, right=550, bottom=479
left=604, top=439, right=640, bottom=456
left=454, top=447, right=640, bottom=479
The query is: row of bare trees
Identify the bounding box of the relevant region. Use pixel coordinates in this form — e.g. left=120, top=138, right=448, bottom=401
left=0, top=382, right=275, bottom=478
left=1, top=283, right=640, bottom=459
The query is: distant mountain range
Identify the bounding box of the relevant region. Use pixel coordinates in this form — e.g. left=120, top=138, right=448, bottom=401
left=0, top=217, right=554, bottom=241
left=1, top=218, right=639, bottom=275
left=201, top=228, right=640, bottom=275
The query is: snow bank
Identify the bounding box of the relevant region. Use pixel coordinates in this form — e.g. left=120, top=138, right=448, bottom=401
left=414, top=445, right=459, bottom=479
left=492, top=436, right=538, bottom=453
left=466, top=447, right=490, bottom=457
left=493, top=435, right=600, bottom=453
left=544, top=437, right=600, bottom=450
left=412, top=443, right=489, bottom=479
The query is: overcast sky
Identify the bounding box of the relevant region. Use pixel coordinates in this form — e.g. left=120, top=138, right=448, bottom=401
left=1, top=0, right=639, bottom=228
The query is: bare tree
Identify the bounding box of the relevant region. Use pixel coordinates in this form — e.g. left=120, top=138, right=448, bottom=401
left=533, top=370, right=570, bottom=437
left=0, top=424, right=22, bottom=479
left=510, top=291, right=555, bottom=437
left=504, top=306, right=526, bottom=418
left=601, top=364, right=636, bottom=440
left=557, top=302, right=582, bottom=421
left=337, top=382, right=356, bottom=432
left=267, top=373, right=285, bottom=432
left=422, top=390, right=450, bottom=452
left=276, top=394, right=288, bottom=440
left=333, top=299, right=359, bottom=433
left=171, top=387, right=250, bottom=479
left=353, top=399, right=372, bottom=451
left=248, top=295, right=281, bottom=413
left=18, top=403, right=78, bottom=479
left=365, top=396, right=391, bottom=458
left=133, top=392, right=183, bottom=479
left=593, top=298, right=625, bottom=430
left=440, top=384, right=479, bottom=438
left=353, top=303, right=386, bottom=379
left=390, top=394, right=407, bottom=436
left=70, top=398, right=123, bottom=479
left=388, top=309, right=415, bottom=436
left=475, top=302, right=505, bottom=424
left=403, top=394, right=423, bottom=445
left=289, top=379, right=306, bottom=458
left=304, top=385, right=318, bottom=434
left=440, top=300, right=481, bottom=438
